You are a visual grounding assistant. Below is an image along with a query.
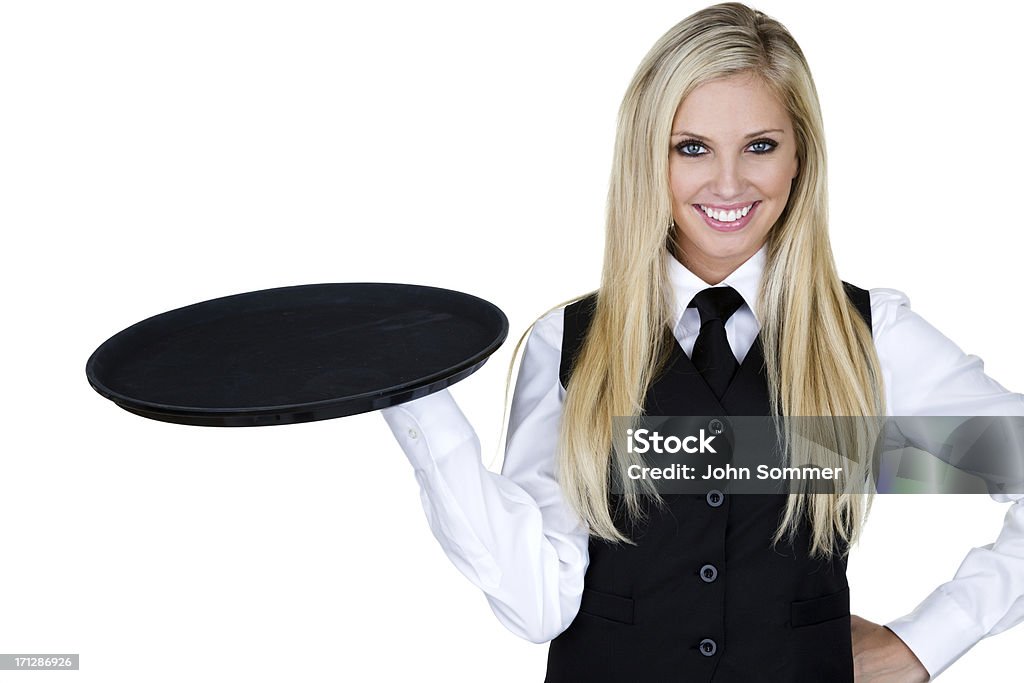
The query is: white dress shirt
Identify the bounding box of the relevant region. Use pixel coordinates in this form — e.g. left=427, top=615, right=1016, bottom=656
left=380, top=244, right=1024, bottom=680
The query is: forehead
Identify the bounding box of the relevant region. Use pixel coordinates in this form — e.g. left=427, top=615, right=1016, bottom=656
left=672, top=73, right=791, bottom=134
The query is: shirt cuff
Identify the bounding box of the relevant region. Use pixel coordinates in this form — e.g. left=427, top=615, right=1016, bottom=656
left=885, top=588, right=986, bottom=680
left=380, top=388, right=478, bottom=472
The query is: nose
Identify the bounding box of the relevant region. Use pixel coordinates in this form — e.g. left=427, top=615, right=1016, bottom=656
left=709, top=156, right=745, bottom=199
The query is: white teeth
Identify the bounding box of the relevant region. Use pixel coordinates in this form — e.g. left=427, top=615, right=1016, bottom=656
left=699, top=203, right=754, bottom=222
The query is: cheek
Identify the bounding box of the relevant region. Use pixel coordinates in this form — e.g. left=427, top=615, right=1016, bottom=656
left=753, top=163, right=798, bottom=198
left=669, top=167, right=699, bottom=205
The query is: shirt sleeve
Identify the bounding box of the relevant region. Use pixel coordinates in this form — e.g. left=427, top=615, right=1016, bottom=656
left=870, top=287, right=1024, bottom=679
left=379, top=307, right=590, bottom=643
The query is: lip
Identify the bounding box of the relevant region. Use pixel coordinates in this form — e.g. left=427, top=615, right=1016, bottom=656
left=697, top=201, right=757, bottom=210
left=692, top=201, right=760, bottom=233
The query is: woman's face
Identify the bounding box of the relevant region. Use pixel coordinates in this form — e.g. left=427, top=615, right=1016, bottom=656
left=669, top=72, right=799, bottom=283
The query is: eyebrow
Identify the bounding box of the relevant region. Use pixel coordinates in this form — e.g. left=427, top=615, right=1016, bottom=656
left=670, top=128, right=785, bottom=140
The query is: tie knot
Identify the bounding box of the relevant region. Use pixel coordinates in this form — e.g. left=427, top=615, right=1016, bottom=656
left=688, top=286, right=745, bottom=326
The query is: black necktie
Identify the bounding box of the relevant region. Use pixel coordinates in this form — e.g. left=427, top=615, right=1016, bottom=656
left=688, top=286, right=745, bottom=399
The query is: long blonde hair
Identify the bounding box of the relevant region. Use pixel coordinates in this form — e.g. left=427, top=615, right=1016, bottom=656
left=505, top=2, right=885, bottom=559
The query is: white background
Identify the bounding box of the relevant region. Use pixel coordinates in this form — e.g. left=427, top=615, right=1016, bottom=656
left=1, top=0, right=1022, bottom=680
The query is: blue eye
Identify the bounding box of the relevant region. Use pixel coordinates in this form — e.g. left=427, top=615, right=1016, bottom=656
left=673, top=138, right=780, bottom=157
left=675, top=140, right=708, bottom=157
left=748, top=139, right=778, bottom=154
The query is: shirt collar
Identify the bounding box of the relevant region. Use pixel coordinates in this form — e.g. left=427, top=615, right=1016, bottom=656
left=664, top=243, right=766, bottom=332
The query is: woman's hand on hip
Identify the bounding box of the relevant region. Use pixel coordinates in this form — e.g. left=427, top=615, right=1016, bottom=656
left=851, top=614, right=929, bottom=682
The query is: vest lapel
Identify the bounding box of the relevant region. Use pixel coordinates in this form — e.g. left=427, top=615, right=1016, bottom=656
left=720, top=334, right=771, bottom=414
left=648, top=342, right=726, bottom=415
left=652, top=332, right=769, bottom=416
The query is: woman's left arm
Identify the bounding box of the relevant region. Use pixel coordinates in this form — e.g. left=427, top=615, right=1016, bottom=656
left=864, top=288, right=1024, bottom=680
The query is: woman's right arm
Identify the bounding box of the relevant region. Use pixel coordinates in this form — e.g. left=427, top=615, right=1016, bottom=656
left=380, top=307, right=590, bottom=643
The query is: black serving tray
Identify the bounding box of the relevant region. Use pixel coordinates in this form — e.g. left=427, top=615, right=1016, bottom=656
left=86, top=283, right=508, bottom=426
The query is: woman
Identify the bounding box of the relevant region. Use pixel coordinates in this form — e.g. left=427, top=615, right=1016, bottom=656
left=382, top=3, right=1024, bottom=681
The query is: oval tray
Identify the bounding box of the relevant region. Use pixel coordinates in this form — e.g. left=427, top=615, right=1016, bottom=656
left=86, top=283, right=508, bottom=426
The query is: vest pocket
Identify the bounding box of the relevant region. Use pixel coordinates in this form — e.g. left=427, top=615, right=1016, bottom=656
left=579, top=587, right=634, bottom=625
left=790, top=586, right=850, bottom=627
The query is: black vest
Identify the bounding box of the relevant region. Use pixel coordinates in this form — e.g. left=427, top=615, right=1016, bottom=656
left=545, top=283, right=872, bottom=683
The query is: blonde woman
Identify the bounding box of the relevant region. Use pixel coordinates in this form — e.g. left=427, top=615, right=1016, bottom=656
left=382, top=3, right=1024, bottom=681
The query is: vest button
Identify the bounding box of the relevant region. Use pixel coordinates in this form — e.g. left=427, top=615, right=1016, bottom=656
left=706, top=489, right=724, bottom=507
left=699, top=638, right=717, bottom=656
left=699, top=564, right=718, bottom=582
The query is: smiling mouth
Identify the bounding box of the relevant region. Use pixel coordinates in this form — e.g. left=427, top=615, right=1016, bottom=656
left=691, top=201, right=761, bottom=232
left=694, top=202, right=759, bottom=222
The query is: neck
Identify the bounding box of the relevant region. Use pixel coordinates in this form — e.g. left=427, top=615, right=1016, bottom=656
left=674, top=248, right=746, bottom=285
